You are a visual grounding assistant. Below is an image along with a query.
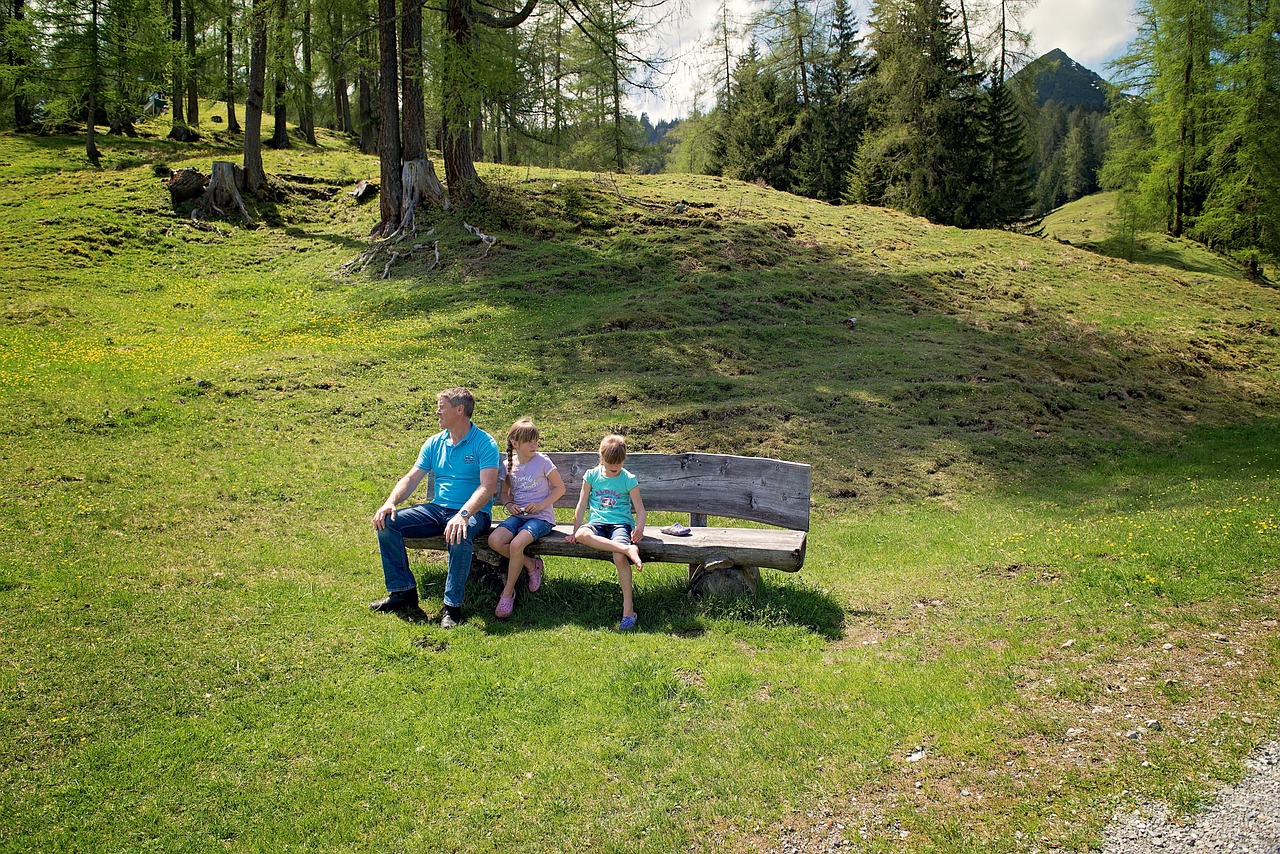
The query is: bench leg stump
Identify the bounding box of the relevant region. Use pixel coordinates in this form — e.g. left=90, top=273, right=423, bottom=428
left=468, top=550, right=507, bottom=594
left=689, top=558, right=760, bottom=597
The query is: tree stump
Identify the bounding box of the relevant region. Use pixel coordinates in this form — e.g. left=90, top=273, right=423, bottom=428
left=399, top=158, right=450, bottom=233
left=166, top=167, right=207, bottom=204
left=168, top=124, right=201, bottom=143
left=198, top=160, right=254, bottom=226
left=689, top=556, right=760, bottom=597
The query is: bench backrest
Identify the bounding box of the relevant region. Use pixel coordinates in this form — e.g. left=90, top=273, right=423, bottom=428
left=532, top=452, right=809, bottom=531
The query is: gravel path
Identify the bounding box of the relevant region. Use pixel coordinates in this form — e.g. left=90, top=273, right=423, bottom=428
left=1100, top=742, right=1280, bottom=853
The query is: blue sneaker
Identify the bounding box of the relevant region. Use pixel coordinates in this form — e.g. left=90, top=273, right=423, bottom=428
left=618, top=613, right=638, bottom=631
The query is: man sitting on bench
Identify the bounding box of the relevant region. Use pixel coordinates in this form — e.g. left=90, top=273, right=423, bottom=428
left=369, top=386, right=499, bottom=628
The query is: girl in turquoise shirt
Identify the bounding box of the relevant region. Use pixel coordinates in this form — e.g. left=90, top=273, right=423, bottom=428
left=567, top=434, right=647, bottom=630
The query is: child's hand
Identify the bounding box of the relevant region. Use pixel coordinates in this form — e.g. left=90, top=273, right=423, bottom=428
left=631, top=528, right=644, bottom=544
left=566, top=529, right=578, bottom=545
left=523, top=500, right=542, bottom=515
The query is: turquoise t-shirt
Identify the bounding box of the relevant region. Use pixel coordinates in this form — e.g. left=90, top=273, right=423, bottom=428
left=414, top=424, right=500, bottom=512
left=584, top=465, right=639, bottom=526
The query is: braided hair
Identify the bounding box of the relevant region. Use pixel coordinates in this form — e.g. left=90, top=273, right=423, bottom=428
left=505, top=418, right=540, bottom=508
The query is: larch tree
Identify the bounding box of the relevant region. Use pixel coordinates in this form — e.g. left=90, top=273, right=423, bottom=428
left=1191, top=0, right=1280, bottom=258
left=242, top=0, right=268, bottom=193
left=269, top=0, right=290, bottom=148
left=1115, top=0, right=1218, bottom=237
left=223, top=0, right=241, bottom=133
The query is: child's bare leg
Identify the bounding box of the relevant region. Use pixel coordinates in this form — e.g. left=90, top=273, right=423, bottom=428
left=488, top=526, right=514, bottom=560
left=575, top=530, right=642, bottom=569
left=613, top=553, right=635, bottom=617
left=503, top=530, right=536, bottom=599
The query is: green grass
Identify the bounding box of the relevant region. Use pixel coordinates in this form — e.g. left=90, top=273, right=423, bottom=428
left=1042, top=190, right=1276, bottom=281
left=2, top=117, right=1279, bottom=852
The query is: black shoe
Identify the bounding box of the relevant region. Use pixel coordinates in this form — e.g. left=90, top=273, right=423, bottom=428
left=369, top=590, right=419, bottom=613
left=440, top=604, right=462, bottom=629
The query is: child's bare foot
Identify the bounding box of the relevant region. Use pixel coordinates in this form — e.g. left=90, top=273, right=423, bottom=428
left=625, top=546, right=642, bottom=570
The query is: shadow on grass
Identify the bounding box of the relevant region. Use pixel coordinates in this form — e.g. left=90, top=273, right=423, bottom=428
left=1006, top=415, right=1280, bottom=511
left=402, top=560, right=847, bottom=641
left=342, top=200, right=1276, bottom=491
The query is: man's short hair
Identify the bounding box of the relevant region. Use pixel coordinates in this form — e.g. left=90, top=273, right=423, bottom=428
left=599, top=433, right=627, bottom=465
left=437, top=387, right=475, bottom=418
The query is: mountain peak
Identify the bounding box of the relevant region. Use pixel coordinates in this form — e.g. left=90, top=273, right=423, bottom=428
left=1014, top=50, right=1112, bottom=112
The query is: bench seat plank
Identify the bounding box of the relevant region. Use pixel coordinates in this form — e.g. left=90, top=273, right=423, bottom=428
left=405, top=524, right=806, bottom=572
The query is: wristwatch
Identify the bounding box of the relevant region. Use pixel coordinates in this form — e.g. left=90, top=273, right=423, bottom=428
left=458, top=509, right=470, bottom=519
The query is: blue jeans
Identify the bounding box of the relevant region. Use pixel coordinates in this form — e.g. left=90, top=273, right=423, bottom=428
left=377, top=503, right=492, bottom=608
left=496, top=515, right=556, bottom=541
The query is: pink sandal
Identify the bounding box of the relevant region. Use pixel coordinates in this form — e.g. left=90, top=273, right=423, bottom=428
left=495, top=595, right=515, bottom=619
left=528, top=557, right=544, bottom=593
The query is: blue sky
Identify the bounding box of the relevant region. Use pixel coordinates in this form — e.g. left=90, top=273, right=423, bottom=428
left=629, top=0, right=1139, bottom=123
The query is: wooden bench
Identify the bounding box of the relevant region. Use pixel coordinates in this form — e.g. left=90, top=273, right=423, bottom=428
left=404, top=452, right=810, bottom=595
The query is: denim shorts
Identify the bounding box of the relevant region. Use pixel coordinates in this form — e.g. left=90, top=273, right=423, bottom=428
left=497, top=515, right=555, bottom=541
left=581, top=522, right=633, bottom=546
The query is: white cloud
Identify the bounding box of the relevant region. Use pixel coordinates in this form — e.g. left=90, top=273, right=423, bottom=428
left=1023, top=0, right=1138, bottom=75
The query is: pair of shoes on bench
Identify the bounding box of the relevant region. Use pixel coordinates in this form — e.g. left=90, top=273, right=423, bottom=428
left=618, top=613, right=638, bottom=631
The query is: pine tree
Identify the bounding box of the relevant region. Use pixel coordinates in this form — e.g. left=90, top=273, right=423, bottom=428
left=850, top=0, right=985, bottom=225
left=979, top=76, right=1034, bottom=226
left=791, top=0, right=868, bottom=202
left=1062, top=107, right=1099, bottom=200
left=711, top=42, right=801, bottom=190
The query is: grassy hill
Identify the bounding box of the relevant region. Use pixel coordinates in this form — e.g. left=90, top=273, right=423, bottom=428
left=2, top=118, right=1278, bottom=851
left=1042, top=190, right=1273, bottom=282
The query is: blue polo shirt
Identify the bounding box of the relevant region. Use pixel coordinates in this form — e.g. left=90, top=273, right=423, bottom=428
left=414, top=424, right=500, bottom=512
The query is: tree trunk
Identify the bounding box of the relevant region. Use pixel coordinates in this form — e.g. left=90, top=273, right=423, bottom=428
left=493, top=106, right=502, bottom=165
left=1173, top=48, right=1193, bottom=238
left=328, top=7, right=350, bottom=133
left=401, top=0, right=425, bottom=160
left=442, top=0, right=482, bottom=205
left=271, top=75, right=290, bottom=147
left=243, top=0, right=268, bottom=195
left=225, top=13, right=240, bottom=132
left=299, top=0, right=316, bottom=144
left=338, top=76, right=352, bottom=136
left=376, top=0, right=403, bottom=233
left=357, top=28, right=377, bottom=153
left=86, top=0, right=102, bottom=165
left=11, top=0, right=32, bottom=131
left=185, top=0, right=199, bottom=127
left=398, top=158, right=450, bottom=233
left=168, top=0, right=195, bottom=140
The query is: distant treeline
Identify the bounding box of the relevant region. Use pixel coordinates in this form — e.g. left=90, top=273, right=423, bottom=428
left=3, top=0, right=1275, bottom=256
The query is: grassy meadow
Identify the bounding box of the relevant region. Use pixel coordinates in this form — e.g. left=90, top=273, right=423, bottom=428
left=2, top=114, right=1279, bottom=852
